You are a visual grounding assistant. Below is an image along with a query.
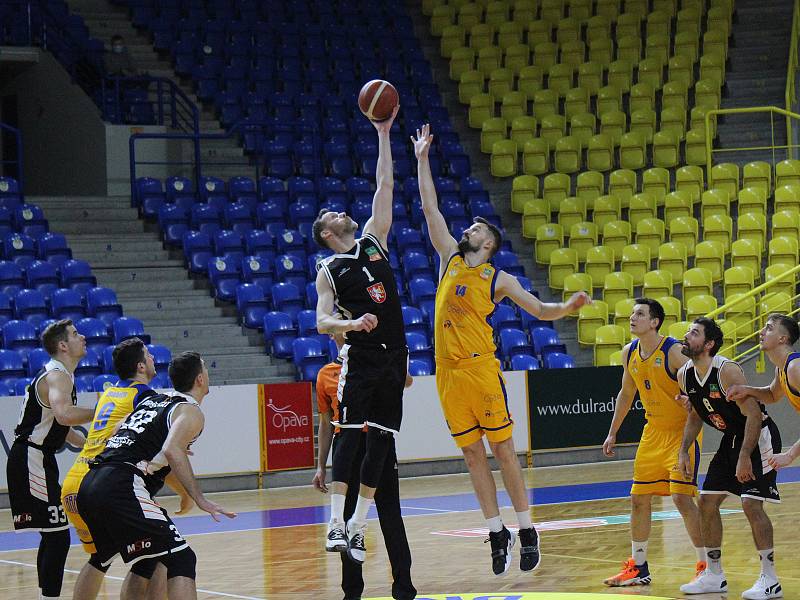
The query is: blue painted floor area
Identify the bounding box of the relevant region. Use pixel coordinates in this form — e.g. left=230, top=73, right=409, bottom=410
left=2, top=466, right=799, bottom=553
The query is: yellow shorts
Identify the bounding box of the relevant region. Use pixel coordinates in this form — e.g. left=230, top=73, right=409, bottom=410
left=60, top=465, right=95, bottom=555
left=631, top=422, right=701, bottom=497
left=436, top=354, right=513, bottom=448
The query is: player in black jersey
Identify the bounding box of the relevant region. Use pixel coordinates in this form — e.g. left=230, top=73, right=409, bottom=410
left=76, top=352, right=235, bottom=600
left=311, top=105, right=408, bottom=565
left=6, top=319, right=95, bottom=600
left=676, top=318, right=783, bottom=599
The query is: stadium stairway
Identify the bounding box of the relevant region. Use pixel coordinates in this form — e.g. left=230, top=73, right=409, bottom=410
left=63, top=0, right=256, bottom=179
left=28, top=195, right=295, bottom=385
left=407, top=1, right=589, bottom=366
left=715, top=0, right=793, bottom=164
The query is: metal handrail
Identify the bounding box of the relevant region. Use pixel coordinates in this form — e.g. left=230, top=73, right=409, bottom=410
left=99, top=76, right=199, bottom=132
left=0, top=123, right=24, bottom=193
left=786, top=0, right=800, bottom=157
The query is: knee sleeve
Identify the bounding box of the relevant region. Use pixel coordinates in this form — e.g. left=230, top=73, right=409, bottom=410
left=162, top=547, right=197, bottom=580
left=130, top=557, right=158, bottom=579
left=88, top=553, right=111, bottom=573
left=38, top=529, right=71, bottom=596
left=360, top=427, right=393, bottom=489
left=332, top=429, right=362, bottom=483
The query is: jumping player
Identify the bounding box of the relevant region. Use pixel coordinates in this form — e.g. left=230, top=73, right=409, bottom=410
left=677, top=318, right=782, bottom=599
left=412, top=123, right=590, bottom=575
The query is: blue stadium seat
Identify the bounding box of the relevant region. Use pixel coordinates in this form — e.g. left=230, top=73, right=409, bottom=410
left=158, top=204, right=190, bottom=247
left=150, top=373, right=171, bottom=389
left=531, top=327, right=567, bottom=358
left=241, top=255, right=274, bottom=292
left=199, top=176, right=227, bottom=204
left=207, top=256, right=242, bottom=302
left=499, top=328, right=535, bottom=361
left=510, top=354, right=541, bottom=370
left=14, top=377, right=33, bottom=396
left=112, top=317, right=150, bottom=345
left=60, top=260, right=97, bottom=295
left=182, top=230, right=213, bottom=274
left=76, top=348, right=103, bottom=378
left=86, top=287, right=123, bottom=328
left=492, top=250, right=525, bottom=277
left=275, top=228, right=306, bottom=255
left=292, top=337, right=328, bottom=381
left=402, top=251, right=433, bottom=281
left=13, top=289, right=49, bottom=329
left=35, top=233, right=71, bottom=267
left=2, top=320, right=38, bottom=360
left=14, top=204, right=48, bottom=238
left=93, top=374, right=118, bottom=392
left=271, top=282, right=303, bottom=321
left=51, top=288, right=86, bottom=322
left=75, top=374, right=96, bottom=393
left=26, top=261, right=60, bottom=301
left=244, top=230, right=276, bottom=257
left=235, top=283, right=270, bottom=329
left=26, top=347, right=50, bottom=377
left=401, top=305, right=428, bottom=336
left=406, top=331, right=434, bottom=370
left=0, top=177, right=22, bottom=210
left=408, top=277, right=436, bottom=305
left=147, top=344, right=172, bottom=374
left=136, top=177, right=166, bottom=218
left=76, top=317, right=112, bottom=355
left=263, top=311, right=296, bottom=358
left=274, top=254, right=307, bottom=288
left=102, top=345, right=116, bottom=374
left=544, top=352, right=575, bottom=369
left=165, top=176, right=196, bottom=205
left=0, top=261, right=24, bottom=297
left=4, top=233, right=36, bottom=266
left=491, top=304, right=522, bottom=331
left=256, top=202, right=286, bottom=227
left=408, top=358, right=433, bottom=376
left=223, top=202, right=255, bottom=233
left=191, top=204, right=223, bottom=235
left=213, top=230, right=245, bottom=261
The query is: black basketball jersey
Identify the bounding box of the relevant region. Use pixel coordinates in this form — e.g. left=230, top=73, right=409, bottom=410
left=94, top=393, right=199, bottom=489
left=14, top=359, right=77, bottom=452
left=679, top=355, right=767, bottom=435
left=318, top=233, right=405, bottom=347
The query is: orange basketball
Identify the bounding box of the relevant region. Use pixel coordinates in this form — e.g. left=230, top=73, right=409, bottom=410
left=357, top=80, right=399, bottom=122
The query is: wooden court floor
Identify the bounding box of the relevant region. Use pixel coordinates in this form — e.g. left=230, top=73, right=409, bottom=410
left=1, top=460, right=799, bottom=600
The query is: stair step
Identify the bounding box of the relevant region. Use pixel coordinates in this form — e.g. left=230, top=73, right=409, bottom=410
left=69, top=239, right=166, bottom=253
left=119, top=296, right=220, bottom=312
left=28, top=196, right=132, bottom=209
left=51, top=221, right=144, bottom=234
left=140, top=312, right=240, bottom=325
left=204, top=354, right=282, bottom=370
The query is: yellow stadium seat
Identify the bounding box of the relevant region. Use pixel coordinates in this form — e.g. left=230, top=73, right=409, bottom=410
left=504, top=43, right=531, bottom=74
left=761, top=292, right=793, bottom=325
left=459, top=70, right=485, bottom=104
left=451, top=46, right=477, bottom=80
left=557, top=196, right=587, bottom=230
left=588, top=37, right=613, bottom=66
left=600, top=110, right=627, bottom=146
left=723, top=293, right=757, bottom=339
left=522, top=198, right=550, bottom=237
left=586, top=245, right=616, bottom=286
left=617, top=35, right=642, bottom=64
left=742, top=161, right=772, bottom=198
left=669, top=320, right=691, bottom=341
left=547, top=63, right=574, bottom=96
left=775, top=185, right=800, bottom=214
left=543, top=172, right=572, bottom=211
left=477, top=46, right=503, bottom=76
left=556, top=18, right=580, bottom=44
left=602, top=219, right=632, bottom=259
left=630, top=82, right=655, bottom=113
left=690, top=105, right=718, bottom=138
left=555, top=136, right=583, bottom=174
left=586, top=15, right=611, bottom=43
left=695, top=78, right=722, bottom=110
left=695, top=240, right=725, bottom=282
left=568, top=0, right=592, bottom=21
left=686, top=294, right=718, bottom=322
left=703, top=30, right=728, bottom=60
left=595, top=0, right=621, bottom=21
left=608, top=168, right=637, bottom=208
left=674, top=31, right=699, bottom=63
left=641, top=168, right=670, bottom=206
left=707, top=5, right=731, bottom=37
left=594, top=323, right=627, bottom=366
left=564, top=273, right=594, bottom=304
left=658, top=295, right=682, bottom=330
left=683, top=267, right=713, bottom=304
left=619, top=132, right=647, bottom=170
left=423, top=0, right=445, bottom=17
left=578, top=61, right=603, bottom=95
left=620, top=243, right=650, bottom=286
left=723, top=266, right=755, bottom=299
left=540, top=0, right=565, bottom=23
left=775, top=159, right=800, bottom=189
left=737, top=187, right=767, bottom=217
left=526, top=20, right=553, bottom=48
left=512, top=175, right=539, bottom=213
left=647, top=9, right=673, bottom=36
left=607, top=60, right=633, bottom=93
left=737, top=212, right=767, bottom=249
left=549, top=247, right=579, bottom=289
left=490, top=139, right=519, bottom=177
left=675, top=165, right=705, bottom=204
left=717, top=319, right=737, bottom=358
left=703, top=214, right=733, bottom=255
left=535, top=223, right=564, bottom=264
left=569, top=221, right=599, bottom=261
left=533, top=41, right=558, bottom=70
left=518, top=65, right=544, bottom=99
left=635, top=217, right=666, bottom=255
left=700, top=52, right=726, bottom=87
left=486, top=0, right=511, bottom=25
left=468, top=93, right=495, bottom=128
left=625, top=0, right=648, bottom=17
left=630, top=109, right=657, bottom=144
left=769, top=236, right=799, bottom=268
left=677, top=5, right=702, bottom=32
left=501, top=90, right=527, bottom=121
left=540, top=113, right=567, bottom=146
left=668, top=54, right=695, bottom=89
left=431, top=5, right=456, bottom=36
left=592, top=194, right=621, bottom=230
left=481, top=117, right=508, bottom=153
left=441, top=24, right=467, bottom=58
left=669, top=216, right=699, bottom=256
left=616, top=13, right=641, bottom=39
left=457, top=2, right=482, bottom=28
left=569, top=112, right=596, bottom=146
left=522, top=138, right=550, bottom=175
left=470, top=23, right=497, bottom=51
left=662, top=81, right=689, bottom=113
left=765, top=264, right=797, bottom=299
left=663, top=191, right=692, bottom=228
left=658, top=241, right=688, bottom=282
left=730, top=238, right=762, bottom=283
left=510, top=115, right=538, bottom=147
left=533, top=89, right=559, bottom=119
left=498, top=21, right=522, bottom=49
left=639, top=58, right=665, bottom=93
left=652, top=130, right=680, bottom=168
left=575, top=170, right=604, bottom=207
left=603, top=273, right=634, bottom=311
left=684, top=128, right=708, bottom=167
left=642, top=269, right=673, bottom=298
left=701, top=188, right=730, bottom=220
left=614, top=298, right=637, bottom=329
left=488, top=67, right=514, bottom=98
left=629, top=192, right=657, bottom=228
left=772, top=209, right=800, bottom=241
left=586, top=133, right=615, bottom=172
left=512, top=0, right=536, bottom=22
left=578, top=301, right=608, bottom=345
left=660, top=106, right=687, bottom=141
left=561, top=40, right=587, bottom=68
left=565, top=86, right=590, bottom=119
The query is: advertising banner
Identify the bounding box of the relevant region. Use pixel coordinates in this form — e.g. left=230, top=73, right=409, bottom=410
left=261, top=382, right=315, bottom=471
left=527, top=366, right=646, bottom=451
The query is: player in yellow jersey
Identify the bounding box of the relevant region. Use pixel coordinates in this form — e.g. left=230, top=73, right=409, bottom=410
left=728, top=313, right=800, bottom=469
left=602, top=298, right=705, bottom=587
left=62, top=338, right=191, bottom=600
left=412, top=124, right=590, bottom=575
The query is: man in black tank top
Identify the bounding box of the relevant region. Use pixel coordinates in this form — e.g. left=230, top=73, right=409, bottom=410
left=676, top=318, right=783, bottom=599
left=76, top=352, right=235, bottom=600
left=311, top=106, right=410, bottom=569
left=6, top=320, right=95, bottom=600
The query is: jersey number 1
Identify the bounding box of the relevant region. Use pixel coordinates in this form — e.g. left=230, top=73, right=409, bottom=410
left=362, top=266, right=374, bottom=282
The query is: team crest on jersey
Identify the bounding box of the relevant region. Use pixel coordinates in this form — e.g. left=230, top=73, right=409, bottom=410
left=480, top=267, right=492, bottom=279
left=709, top=413, right=727, bottom=429
left=367, top=282, right=386, bottom=303
left=655, top=357, right=662, bottom=366
left=709, top=383, right=721, bottom=399
left=365, top=246, right=382, bottom=261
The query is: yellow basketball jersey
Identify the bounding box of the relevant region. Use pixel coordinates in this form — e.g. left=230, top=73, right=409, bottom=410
left=434, top=253, right=497, bottom=361
left=627, top=336, right=686, bottom=430
left=67, top=381, right=154, bottom=476
left=779, top=352, right=800, bottom=412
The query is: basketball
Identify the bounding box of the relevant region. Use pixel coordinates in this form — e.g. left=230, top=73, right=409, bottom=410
left=358, top=79, right=399, bottom=122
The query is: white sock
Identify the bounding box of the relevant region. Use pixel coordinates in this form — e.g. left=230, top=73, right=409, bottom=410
left=40, top=594, right=59, bottom=600
left=706, top=547, right=723, bottom=575
left=696, top=546, right=706, bottom=562
left=351, top=495, right=372, bottom=524
left=632, top=540, right=648, bottom=566
left=487, top=515, right=504, bottom=533
left=516, top=509, right=533, bottom=530
left=759, top=548, right=777, bottom=579
left=330, top=493, right=345, bottom=523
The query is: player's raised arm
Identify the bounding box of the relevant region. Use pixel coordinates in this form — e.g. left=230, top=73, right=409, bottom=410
left=411, top=124, right=458, bottom=263
left=315, top=269, right=377, bottom=335
left=726, top=366, right=783, bottom=405
left=494, top=271, right=591, bottom=320
left=45, top=371, right=95, bottom=426
left=363, top=105, right=399, bottom=248
left=602, top=343, right=637, bottom=457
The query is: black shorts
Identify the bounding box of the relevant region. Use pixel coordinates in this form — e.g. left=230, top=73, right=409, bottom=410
left=76, top=464, right=189, bottom=567
left=6, top=441, right=68, bottom=532
left=702, top=419, right=782, bottom=503
left=335, top=343, right=408, bottom=434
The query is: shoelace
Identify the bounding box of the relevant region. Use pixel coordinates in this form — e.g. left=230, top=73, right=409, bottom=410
left=351, top=531, right=365, bottom=548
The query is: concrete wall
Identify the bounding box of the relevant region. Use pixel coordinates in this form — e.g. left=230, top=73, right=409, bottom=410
left=106, top=123, right=168, bottom=196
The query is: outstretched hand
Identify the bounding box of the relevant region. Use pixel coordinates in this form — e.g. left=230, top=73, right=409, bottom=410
left=372, top=104, right=399, bottom=134
left=411, top=123, right=434, bottom=159
left=565, top=291, right=592, bottom=312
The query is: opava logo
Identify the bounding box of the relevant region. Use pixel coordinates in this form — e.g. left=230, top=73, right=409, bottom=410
left=266, top=398, right=308, bottom=432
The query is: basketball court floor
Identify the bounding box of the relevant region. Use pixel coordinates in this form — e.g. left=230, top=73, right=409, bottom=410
left=1, top=460, right=798, bottom=599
